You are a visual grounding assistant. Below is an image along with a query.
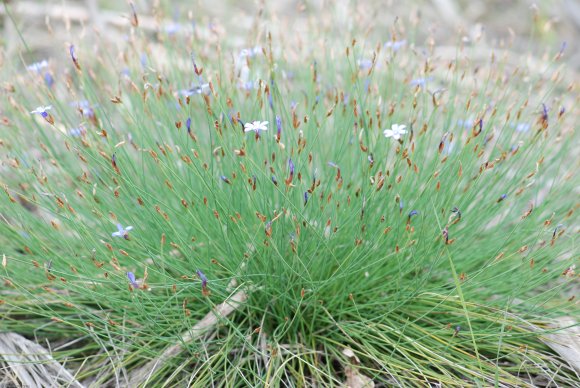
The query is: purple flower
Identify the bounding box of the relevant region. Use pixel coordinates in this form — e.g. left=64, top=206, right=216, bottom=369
left=112, top=223, right=133, bottom=239
left=304, top=192, right=309, bottom=205
left=559, top=106, right=565, bottom=117
left=288, top=158, right=295, bottom=175
left=69, top=45, right=80, bottom=70
left=44, top=72, right=54, bottom=88
left=127, top=272, right=139, bottom=288
left=196, top=269, right=207, bottom=288
left=408, top=210, right=418, bottom=218
left=559, top=41, right=567, bottom=56
left=271, top=175, right=278, bottom=186
left=275, top=115, right=282, bottom=141
left=186, top=117, right=192, bottom=132
left=542, top=103, right=549, bottom=121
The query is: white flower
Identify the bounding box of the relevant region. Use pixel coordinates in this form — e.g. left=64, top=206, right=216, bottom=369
left=112, top=223, right=133, bottom=239
left=30, top=105, right=52, bottom=116
left=239, top=46, right=261, bottom=58
left=383, top=124, right=407, bottom=140
left=244, top=121, right=269, bottom=133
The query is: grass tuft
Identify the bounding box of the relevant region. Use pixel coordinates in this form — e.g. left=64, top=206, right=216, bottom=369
left=0, top=2, right=578, bottom=386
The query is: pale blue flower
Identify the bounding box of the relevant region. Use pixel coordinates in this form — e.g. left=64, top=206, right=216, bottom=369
left=358, top=59, right=373, bottom=70
left=515, top=123, right=531, bottom=133
left=181, top=83, right=210, bottom=96
left=385, top=40, right=406, bottom=51
left=70, top=100, right=95, bottom=118
left=165, top=23, right=181, bottom=35
left=30, top=105, right=52, bottom=118
left=27, top=60, right=48, bottom=73
left=69, top=127, right=85, bottom=137
left=457, top=118, right=474, bottom=129
left=112, top=223, right=133, bottom=239
left=410, top=77, right=432, bottom=88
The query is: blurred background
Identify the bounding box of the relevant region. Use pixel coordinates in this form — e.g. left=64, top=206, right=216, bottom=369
left=1, top=0, right=580, bottom=71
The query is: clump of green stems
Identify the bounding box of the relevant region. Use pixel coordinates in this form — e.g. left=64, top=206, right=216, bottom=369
left=0, top=6, right=577, bottom=387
